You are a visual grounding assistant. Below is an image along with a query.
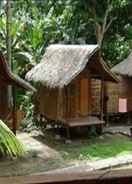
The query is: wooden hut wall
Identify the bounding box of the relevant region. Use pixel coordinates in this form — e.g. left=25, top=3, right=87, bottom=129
left=38, top=87, right=59, bottom=120
left=106, top=82, right=119, bottom=113
left=106, top=76, right=132, bottom=113
left=91, top=79, right=101, bottom=115
left=64, top=68, right=92, bottom=120
left=126, top=77, right=132, bottom=111
left=64, top=80, right=80, bottom=119
left=36, top=65, right=118, bottom=121
left=36, top=67, right=92, bottom=122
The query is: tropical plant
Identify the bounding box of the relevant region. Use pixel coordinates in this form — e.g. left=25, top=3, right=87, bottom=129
left=0, top=0, right=132, bottom=129
left=0, top=120, right=26, bottom=158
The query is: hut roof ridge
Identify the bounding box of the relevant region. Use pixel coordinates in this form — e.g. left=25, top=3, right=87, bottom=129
left=112, top=52, right=132, bottom=76
left=0, top=51, right=36, bottom=92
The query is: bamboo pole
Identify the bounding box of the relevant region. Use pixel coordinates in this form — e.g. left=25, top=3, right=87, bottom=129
left=57, top=88, right=63, bottom=120
left=100, top=78, right=104, bottom=120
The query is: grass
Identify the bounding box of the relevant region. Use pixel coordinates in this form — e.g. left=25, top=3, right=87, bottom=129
left=60, top=138, right=132, bottom=161
left=39, top=133, right=132, bottom=162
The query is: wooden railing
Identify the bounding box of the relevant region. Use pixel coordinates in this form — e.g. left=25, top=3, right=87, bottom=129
left=1, top=169, right=132, bottom=184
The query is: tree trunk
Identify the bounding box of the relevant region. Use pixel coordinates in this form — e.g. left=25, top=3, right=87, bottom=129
left=6, top=0, right=12, bottom=109
left=6, top=0, right=16, bottom=134
left=6, top=0, right=11, bottom=67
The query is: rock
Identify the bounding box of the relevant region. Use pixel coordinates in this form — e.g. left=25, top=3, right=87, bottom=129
left=65, top=139, right=72, bottom=144
left=55, top=134, right=61, bottom=140
left=98, top=135, right=104, bottom=140
left=30, top=130, right=41, bottom=137
left=47, top=124, right=52, bottom=129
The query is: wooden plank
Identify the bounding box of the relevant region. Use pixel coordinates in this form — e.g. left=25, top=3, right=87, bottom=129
left=1, top=169, right=132, bottom=184
left=100, top=79, right=104, bottom=120
left=80, top=78, right=89, bottom=116
left=57, top=88, right=63, bottom=120
left=66, top=82, right=77, bottom=119
left=66, top=85, right=72, bottom=118
left=67, top=120, right=104, bottom=127
left=66, top=116, right=104, bottom=127
left=75, top=80, right=80, bottom=118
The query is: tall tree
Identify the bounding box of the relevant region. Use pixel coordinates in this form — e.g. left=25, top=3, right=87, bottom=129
left=6, top=0, right=11, bottom=66
left=6, top=0, right=12, bottom=110
left=6, top=0, right=17, bottom=134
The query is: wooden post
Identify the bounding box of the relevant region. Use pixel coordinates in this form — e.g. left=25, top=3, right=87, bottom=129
left=57, top=88, right=63, bottom=121
left=75, top=81, right=80, bottom=118
left=64, top=87, right=71, bottom=139
left=12, top=86, right=16, bottom=135
left=100, top=78, right=104, bottom=120
left=104, top=82, right=109, bottom=126
left=66, top=87, right=71, bottom=118
left=64, top=87, right=67, bottom=119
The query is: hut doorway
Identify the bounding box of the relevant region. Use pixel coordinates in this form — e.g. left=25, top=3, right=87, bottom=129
left=65, top=78, right=91, bottom=119
left=65, top=82, right=78, bottom=119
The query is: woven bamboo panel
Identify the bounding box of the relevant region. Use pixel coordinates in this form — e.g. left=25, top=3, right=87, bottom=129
left=107, top=76, right=132, bottom=113
left=91, top=79, right=101, bottom=114
left=106, top=82, right=119, bottom=113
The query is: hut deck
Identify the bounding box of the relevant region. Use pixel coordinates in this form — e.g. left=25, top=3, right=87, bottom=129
left=65, top=116, right=104, bottom=127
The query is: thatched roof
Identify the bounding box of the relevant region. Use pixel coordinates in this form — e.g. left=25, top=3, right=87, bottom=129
left=112, top=52, right=132, bottom=77
left=0, top=51, right=36, bottom=92
left=26, top=44, right=117, bottom=88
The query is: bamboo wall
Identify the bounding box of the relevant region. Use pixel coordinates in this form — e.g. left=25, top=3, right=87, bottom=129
left=35, top=76, right=132, bottom=123
left=91, top=79, right=101, bottom=115
left=91, top=76, right=132, bottom=114
left=107, top=76, right=132, bottom=113
left=34, top=63, right=113, bottom=122
left=34, top=69, right=95, bottom=122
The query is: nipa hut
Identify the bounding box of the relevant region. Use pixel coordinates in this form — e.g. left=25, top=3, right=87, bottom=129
left=0, top=51, right=36, bottom=132
left=107, top=52, right=132, bottom=116
left=26, top=44, right=117, bottom=138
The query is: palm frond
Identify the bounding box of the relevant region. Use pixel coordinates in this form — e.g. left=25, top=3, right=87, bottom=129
left=0, top=120, right=26, bottom=158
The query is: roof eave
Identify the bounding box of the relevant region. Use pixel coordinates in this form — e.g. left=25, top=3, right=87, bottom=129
left=0, top=51, right=36, bottom=92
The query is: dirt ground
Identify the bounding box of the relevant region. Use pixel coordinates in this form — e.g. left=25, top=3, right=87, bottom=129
left=0, top=155, right=62, bottom=176
left=1, top=130, right=132, bottom=177
left=0, top=131, right=65, bottom=177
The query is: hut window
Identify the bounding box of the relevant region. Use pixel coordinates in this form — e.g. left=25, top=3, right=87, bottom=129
left=118, top=98, right=127, bottom=113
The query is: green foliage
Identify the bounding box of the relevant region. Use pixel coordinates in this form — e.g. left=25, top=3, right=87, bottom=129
left=0, top=0, right=131, bottom=72
left=18, top=92, right=37, bottom=132
left=0, top=120, right=26, bottom=158
left=19, top=92, right=34, bottom=119
left=0, top=0, right=132, bottom=125
left=103, top=35, right=131, bottom=66
left=55, top=135, right=132, bottom=161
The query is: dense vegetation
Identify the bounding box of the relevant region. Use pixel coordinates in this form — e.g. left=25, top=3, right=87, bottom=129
left=0, top=0, right=132, bottom=110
